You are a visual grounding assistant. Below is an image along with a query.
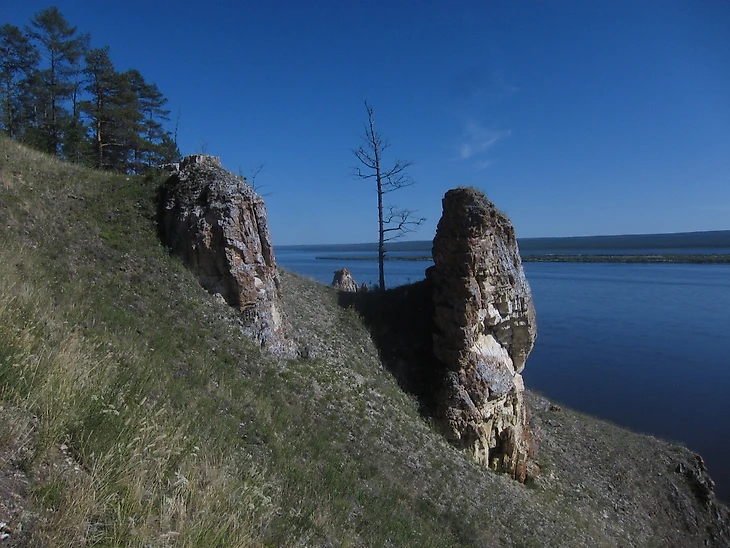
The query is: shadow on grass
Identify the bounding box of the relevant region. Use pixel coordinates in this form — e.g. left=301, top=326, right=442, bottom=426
left=338, top=280, right=447, bottom=417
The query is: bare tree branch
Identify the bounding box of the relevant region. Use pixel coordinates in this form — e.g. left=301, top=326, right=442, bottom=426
left=351, top=100, right=424, bottom=290
left=238, top=163, right=271, bottom=196
left=382, top=206, right=426, bottom=241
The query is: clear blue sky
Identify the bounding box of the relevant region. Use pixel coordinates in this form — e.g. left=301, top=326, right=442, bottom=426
left=4, top=1, right=730, bottom=245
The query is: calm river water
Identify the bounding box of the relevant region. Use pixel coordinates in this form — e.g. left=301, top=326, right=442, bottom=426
left=276, top=246, right=730, bottom=503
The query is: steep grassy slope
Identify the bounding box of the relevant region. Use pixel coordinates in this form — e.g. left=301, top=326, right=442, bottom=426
left=0, top=136, right=727, bottom=546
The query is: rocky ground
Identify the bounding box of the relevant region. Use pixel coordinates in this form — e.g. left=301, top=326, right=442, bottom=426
left=280, top=270, right=730, bottom=547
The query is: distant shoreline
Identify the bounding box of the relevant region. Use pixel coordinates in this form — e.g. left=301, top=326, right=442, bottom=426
left=522, top=254, right=730, bottom=264
left=315, top=254, right=730, bottom=264
left=315, top=255, right=432, bottom=262
left=281, top=230, right=730, bottom=254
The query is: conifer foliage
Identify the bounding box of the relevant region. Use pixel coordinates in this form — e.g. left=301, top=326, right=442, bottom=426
left=0, top=7, right=179, bottom=172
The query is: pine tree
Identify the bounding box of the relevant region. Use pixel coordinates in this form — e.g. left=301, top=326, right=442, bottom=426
left=4, top=8, right=178, bottom=172
left=0, top=24, right=39, bottom=138
left=81, top=59, right=178, bottom=172
left=26, top=7, right=89, bottom=155
left=155, top=132, right=181, bottom=166
left=81, top=46, right=128, bottom=169
left=63, top=32, right=90, bottom=163
left=126, top=69, right=173, bottom=172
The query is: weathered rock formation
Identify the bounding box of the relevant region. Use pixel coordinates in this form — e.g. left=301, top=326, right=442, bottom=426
left=427, top=187, right=537, bottom=481
left=160, top=154, right=293, bottom=355
left=331, top=268, right=358, bottom=292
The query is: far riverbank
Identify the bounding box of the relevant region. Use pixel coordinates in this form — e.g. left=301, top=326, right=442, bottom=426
left=315, top=254, right=730, bottom=264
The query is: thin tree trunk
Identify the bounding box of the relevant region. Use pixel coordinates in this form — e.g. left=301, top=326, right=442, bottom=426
left=3, top=79, right=14, bottom=137
left=49, top=53, right=58, bottom=154
left=378, top=177, right=385, bottom=291
left=96, top=118, right=102, bottom=168
left=374, top=131, right=385, bottom=291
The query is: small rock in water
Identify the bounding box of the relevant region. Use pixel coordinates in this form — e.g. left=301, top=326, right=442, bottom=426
left=331, top=268, right=358, bottom=292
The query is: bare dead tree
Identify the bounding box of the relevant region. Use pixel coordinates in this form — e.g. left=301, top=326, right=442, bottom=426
left=238, top=163, right=270, bottom=196
left=353, top=101, right=424, bottom=290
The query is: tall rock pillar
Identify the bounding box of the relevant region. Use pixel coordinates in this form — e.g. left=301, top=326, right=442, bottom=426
left=427, top=187, right=537, bottom=480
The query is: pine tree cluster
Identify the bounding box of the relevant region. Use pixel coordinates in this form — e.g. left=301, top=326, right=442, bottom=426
left=1, top=7, right=180, bottom=172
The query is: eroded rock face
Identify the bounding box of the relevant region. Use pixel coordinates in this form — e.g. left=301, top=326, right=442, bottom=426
left=331, top=268, right=358, bottom=292
left=427, top=187, right=537, bottom=480
left=160, top=155, right=293, bottom=355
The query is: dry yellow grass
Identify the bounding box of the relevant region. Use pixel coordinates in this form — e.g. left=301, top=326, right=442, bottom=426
left=0, top=248, right=274, bottom=546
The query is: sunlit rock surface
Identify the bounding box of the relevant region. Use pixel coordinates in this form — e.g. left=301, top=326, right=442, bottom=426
left=160, top=154, right=293, bottom=355
left=428, top=187, right=537, bottom=480
left=331, top=268, right=359, bottom=292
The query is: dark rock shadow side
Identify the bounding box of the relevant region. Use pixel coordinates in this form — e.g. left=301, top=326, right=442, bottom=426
left=338, top=280, right=447, bottom=418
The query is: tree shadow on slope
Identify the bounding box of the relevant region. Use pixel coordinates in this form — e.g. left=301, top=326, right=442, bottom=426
left=338, top=280, right=447, bottom=418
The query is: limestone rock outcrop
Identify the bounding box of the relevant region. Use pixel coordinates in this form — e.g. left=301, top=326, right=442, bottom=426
left=427, top=187, right=537, bottom=480
left=160, top=154, right=292, bottom=355
left=331, top=268, right=358, bottom=292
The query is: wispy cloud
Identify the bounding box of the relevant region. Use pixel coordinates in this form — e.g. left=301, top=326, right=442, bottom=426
left=458, top=121, right=511, bottom=162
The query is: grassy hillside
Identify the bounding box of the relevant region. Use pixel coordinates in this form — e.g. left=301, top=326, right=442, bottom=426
left=0, top=136, right=728, bottom=546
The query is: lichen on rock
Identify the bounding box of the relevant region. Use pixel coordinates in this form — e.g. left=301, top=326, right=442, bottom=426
left=427, top=187, right=537, bottom=480
left=160, top=154, right=293, bottom=355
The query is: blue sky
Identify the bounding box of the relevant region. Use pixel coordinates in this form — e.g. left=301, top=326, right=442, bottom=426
left=4, top=1, right=730, bottom=245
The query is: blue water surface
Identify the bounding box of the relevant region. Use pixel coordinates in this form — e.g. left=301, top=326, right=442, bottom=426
left=276, top=246, right=730, bottom=503
left=277, top=246, right=431, bottom=288
left=524, top=263, right=730, bottom=504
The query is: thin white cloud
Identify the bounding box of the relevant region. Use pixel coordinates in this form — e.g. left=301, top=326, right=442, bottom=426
left=475, top=160, right=493, bottom=171
left=457, top=121, right=511, bottom=163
